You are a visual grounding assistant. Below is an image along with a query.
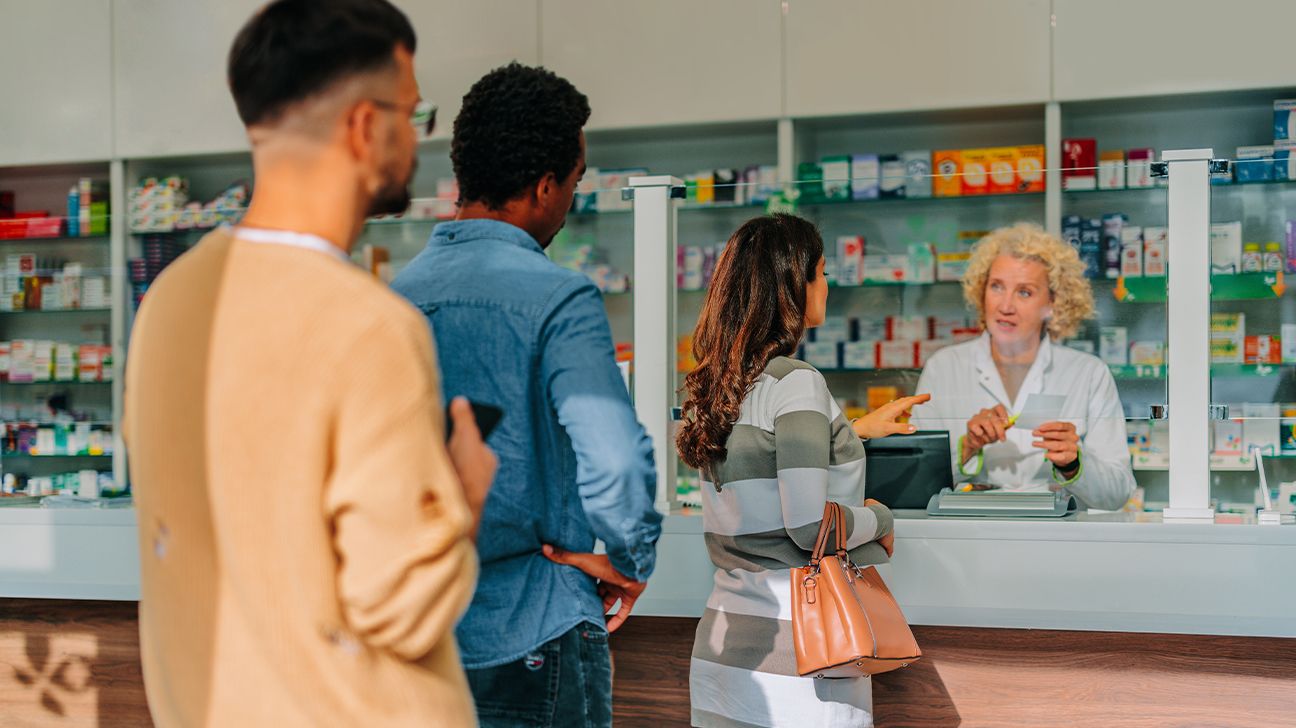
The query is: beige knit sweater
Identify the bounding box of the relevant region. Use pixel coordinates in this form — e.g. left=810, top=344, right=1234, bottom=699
left=124, top=228, right=478, bottom=726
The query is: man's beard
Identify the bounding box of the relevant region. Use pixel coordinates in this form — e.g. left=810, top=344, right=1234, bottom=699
left=366, top=156, right=417, bottom=217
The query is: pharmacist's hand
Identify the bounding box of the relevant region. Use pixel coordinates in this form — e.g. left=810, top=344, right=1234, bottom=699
left=1032, top=421, right=1080, bottom=473
left=447, top=397, right=497, bottom=541
left=542, top=545, right=646, bottom=632
left=964, top=405, right=1012, bottom=462
left=863, top=499, right=895, bottom=557
left=853, top=394, right=932, bottom=440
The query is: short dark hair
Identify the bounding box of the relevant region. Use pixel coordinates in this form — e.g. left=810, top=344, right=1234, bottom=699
left=227, top=0, right=416, bottom=127
left=452, top=63, right=591, bottom=209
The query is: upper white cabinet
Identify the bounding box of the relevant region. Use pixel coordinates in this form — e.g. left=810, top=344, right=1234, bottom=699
left=784, top=0, right=1051, bottom=118
left=1054, top=0, right=1296, bottom=101
left=112, top=1, right=263, bottom=158
left=401, top=0, right=540, bottom=140
left=0, top=1, right=113, bottom=166
left=540, top=0, right=782, bottom=130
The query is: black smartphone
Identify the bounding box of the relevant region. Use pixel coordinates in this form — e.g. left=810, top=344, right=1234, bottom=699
left=445, top=400, right=504, bottom=442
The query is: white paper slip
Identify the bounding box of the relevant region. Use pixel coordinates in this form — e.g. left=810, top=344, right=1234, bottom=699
left=1012, top=393, right=1067, bottom=431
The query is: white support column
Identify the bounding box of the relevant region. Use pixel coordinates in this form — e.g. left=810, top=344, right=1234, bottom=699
left=1044, top=102, right=1062, bottom=237
left=110, top=159, right=128, bottom=489
left=629, top=176, right=681, bottom=514
left=1162, top=148, right=1217, bottom=523
left=777, top=118, right=795, bottom=185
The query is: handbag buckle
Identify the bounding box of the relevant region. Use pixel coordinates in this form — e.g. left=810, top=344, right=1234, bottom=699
left=802, top=575, right=818, bottom=605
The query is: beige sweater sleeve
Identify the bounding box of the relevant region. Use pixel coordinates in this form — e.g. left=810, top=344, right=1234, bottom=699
left=324, top=312, right=477, bottom=661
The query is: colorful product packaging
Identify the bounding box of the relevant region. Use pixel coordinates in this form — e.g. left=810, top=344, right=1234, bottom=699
left=1062, top=138, right=1097, bottom=191
left=902, top=150, right=932, bottom=198
left=932, top=150, right=963, bottom=197
left=959, top=149, right=989, bottom=195
left=1015, top=145, right=1045, bottom=193
left=1210, top=222, right=1243, bottom=274
left=1098, top=150, right=1125, bottom=189
left=1126, top=148, right=1155, bottom=188
left=1235, top=145, right=1275, bottom=183
left=1245, top=335, right=1282, bottom=365
left=850, top=154, right=880, bottom=200
left=836, top=236, right=865, bottom=286
left=843, top=341, right=878, bottom=370
left=1100, top=326, right=1128, bottom=365
left=879, top=154, right=905, bottom=199
left=821, top=155, right=852, bottom=201
left=986, top=147, right=1017, bottom=195
left=1143, top=227, right=1168, bottom=277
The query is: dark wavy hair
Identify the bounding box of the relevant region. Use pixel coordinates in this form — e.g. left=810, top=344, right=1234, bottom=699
left=677, top=214, right=824, bottom=470
left=227, top=0, right=415, bottom=127
left=451, top=63, right=591, bottom=210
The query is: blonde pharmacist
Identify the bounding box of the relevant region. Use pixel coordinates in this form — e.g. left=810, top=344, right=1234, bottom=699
left=912, top=223, right=1136, bottom=510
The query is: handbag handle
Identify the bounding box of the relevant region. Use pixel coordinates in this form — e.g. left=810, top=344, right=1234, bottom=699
left=808, top=501, right=843, bottom=568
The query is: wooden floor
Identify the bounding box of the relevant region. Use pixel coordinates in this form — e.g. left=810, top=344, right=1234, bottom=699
left=3, top=601, right=1295, bottom=727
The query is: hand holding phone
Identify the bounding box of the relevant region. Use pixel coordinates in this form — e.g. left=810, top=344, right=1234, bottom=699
left=445, top=398, right=499, bottom=541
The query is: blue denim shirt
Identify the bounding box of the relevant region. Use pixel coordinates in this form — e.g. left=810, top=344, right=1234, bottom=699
left=390, top=219, right=661, bottom=669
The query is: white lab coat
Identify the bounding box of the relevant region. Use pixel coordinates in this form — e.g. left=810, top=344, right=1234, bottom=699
left=912, top=333, right=1136, bottom=511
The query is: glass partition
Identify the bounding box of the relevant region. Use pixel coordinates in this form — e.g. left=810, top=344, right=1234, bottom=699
left=1207, top=149, right=1296, bottom=521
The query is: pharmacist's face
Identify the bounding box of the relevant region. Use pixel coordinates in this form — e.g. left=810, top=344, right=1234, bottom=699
left=983, top=254, right=1052, bottom=346
left=804, top=256, right=828, bottom=328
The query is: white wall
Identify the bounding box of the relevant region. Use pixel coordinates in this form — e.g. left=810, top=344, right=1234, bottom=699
left=784, top=0, right=1052, bottom=117
left=111, top=0, right=261, bottom=158
left=1053, top=0, right=1296, bottom=102
left=541, top=0, right=782, bottom=129
left=0, top=0, right=114, bottom=165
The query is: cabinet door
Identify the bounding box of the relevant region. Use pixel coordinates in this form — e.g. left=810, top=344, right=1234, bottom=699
left=784, top=0, right=1051, bottom=118
left=112, top=0, right=263, bottom=158
left=1054, top=0, right=1296, bottom=101
left=0, top=0, right=113, bottom=165
left=541, top=0, right=782, bottom=130
left=401, top=0, right=540, bottom=140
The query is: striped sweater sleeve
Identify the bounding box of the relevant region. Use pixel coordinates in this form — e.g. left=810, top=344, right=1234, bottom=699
left=768, top=367, right=890, bottom=552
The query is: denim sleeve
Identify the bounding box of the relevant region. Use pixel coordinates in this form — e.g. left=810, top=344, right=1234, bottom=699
left=539, top=279, right=662, bottom=582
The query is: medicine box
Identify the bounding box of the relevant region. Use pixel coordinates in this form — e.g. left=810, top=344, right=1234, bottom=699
left=1210, top=313, right=1246, bottom=364
left=1015, top=145, right=1045, bottom=193
left=878, top=340, right=917, bottom=369
left=1210, top=222, right=1243, bottom=274
left=1126, top=148, right=1154, bottom=188
left=821, top=155, right=852, bottom=201
left=1098, top=150, right=1125, bottom=189
left=1121, top=226, right=1143, bottom=277
left=986, top=147, right=1017, bottom=195
left=1213, top=419, right=1244, bottom=456
left=1243, top=403, right=1281, bottom=455
left=1099, top=326, right=1128, bottom=365
left=804, top=341, right=841, bottom=370
left=1143, top=227, right=1168, bottom=277
left=1129, top=340, right=1165, bottom=366
left=1235, top=145, right=1275, bottom=183
left=879, top=154, right=905, bottom=198
left=886, top=315, right=928, bottom=341
left=836, top=236, right=865, bottom=286
left=843, top=341, right=878, bottom=369
left=1245, top=335, right=1281, bottom=365
left=1283, top=323, right=1296, bottom=363
left=1275, top=99, right=1296, bottom=141
left=850, top=154, right=880, bottom=200
left=936, top=252, right=970, bottom=282
left=1275, top=140, right=1296, bottom=182
left=902, top=151, right=932, bottom=198
left=932, top=150, right=962, bottom=197
left=1062, top=138, right=1097, bottom=191
left=861, top=254, right=908, bottom=283
left=959, top=149, right=989, bottom=196
left=814, top=315, right=853, bottom=344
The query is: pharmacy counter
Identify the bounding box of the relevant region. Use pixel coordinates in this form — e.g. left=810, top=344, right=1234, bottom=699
left=0, top=507, right=139, bottom=600
left=638, top=509, right=1296, bottom=638
left=6, top=506, right=1294, bottom=639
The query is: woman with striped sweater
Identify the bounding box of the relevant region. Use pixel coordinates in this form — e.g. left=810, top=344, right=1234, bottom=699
left=677, top=213, right=928, bottom=728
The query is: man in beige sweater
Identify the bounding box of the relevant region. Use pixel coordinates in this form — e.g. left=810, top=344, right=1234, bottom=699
left=123, top=1, right=494, bottom=725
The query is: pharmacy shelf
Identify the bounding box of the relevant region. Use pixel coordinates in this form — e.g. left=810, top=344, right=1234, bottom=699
left=0, top=308, right=111, bottom=316
left=0, top=235, right=110, bottom=245
left=1109, top=363, right=1295, bottom=379
left=1, top=454, right=113, bottom=459
left=1064, top=176, right=1296, bottom=196
left=0, top=380, right=111, bottom=386
left=1132, top=453, right=1296, bottom=472
left=799, top=190, right=1045, bottom=208
left=1111, top=272, right=1285, bottom=303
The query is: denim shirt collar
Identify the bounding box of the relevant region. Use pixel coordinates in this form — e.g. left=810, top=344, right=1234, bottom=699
left=430, top=218, right=543, bottom=254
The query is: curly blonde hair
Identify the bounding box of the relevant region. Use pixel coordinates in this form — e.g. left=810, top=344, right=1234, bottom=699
left=962, top=223, right=1095, bottom=340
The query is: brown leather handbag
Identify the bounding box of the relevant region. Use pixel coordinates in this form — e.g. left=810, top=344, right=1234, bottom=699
left=790, top=501, right=921, bottom=678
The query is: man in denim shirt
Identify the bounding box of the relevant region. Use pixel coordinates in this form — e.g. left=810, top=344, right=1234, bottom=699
left=391, top=63, right=661, bottom=727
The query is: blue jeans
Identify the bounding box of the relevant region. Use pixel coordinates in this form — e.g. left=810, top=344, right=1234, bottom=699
left=467, top=622, right=613, bottom=728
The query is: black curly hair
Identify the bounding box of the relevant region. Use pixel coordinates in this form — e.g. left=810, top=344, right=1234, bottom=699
left=452, top=63, right=591, bottom=210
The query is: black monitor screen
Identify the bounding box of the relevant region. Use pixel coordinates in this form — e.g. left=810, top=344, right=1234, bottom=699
left=863, top=431, right=954, bottom=509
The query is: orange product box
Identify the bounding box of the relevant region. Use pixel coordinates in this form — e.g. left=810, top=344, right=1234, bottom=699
left=676, top=335, right=697, bottom=373
left=986, top=147, right=1018, bottom=195
left=960, top=148, right=990, bottom=196
left=867, top=386, right=901, bottom=413
left=932, top=150, right=963, bottom=197
left=1245, top=335, right=1281, bottom=364
left=1015, top=145, right=1046, bottom=193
